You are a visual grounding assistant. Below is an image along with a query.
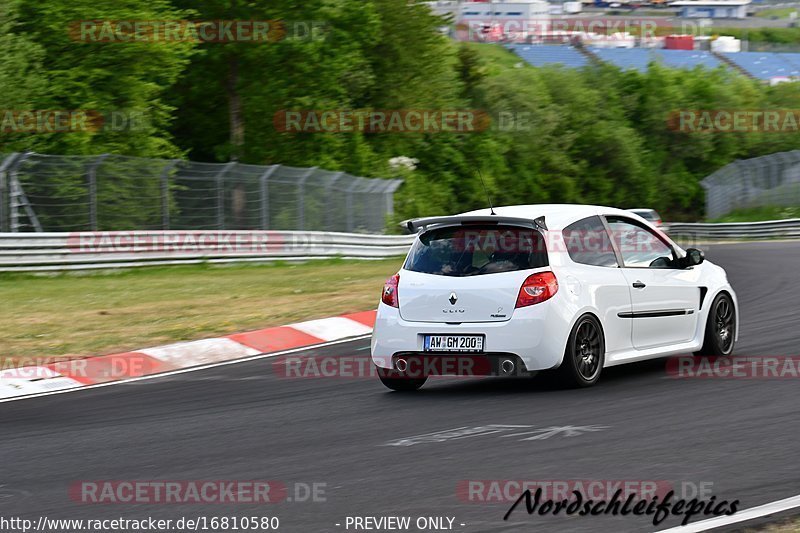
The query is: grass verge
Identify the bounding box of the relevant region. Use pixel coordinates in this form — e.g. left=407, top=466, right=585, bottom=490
left=710, top=206, right=800, bottom=223
left=755, top=7, right=799, bottom=19
left=748, top=517, right=800, bottom=531
left=1, top=258, right=403, bottom=365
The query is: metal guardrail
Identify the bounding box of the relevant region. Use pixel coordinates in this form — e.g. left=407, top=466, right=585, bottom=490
left=0, top=231, right=415, bottom=272
left=2, top=219, right=799, bottom=272
left=666, top=218, right=800, bottom=240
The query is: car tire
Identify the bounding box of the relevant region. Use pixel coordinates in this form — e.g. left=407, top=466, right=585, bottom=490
left=557, top=314, right=605, bottom=387
left=696, top=293, right=736, bottom=356
left=378, top=374, right=427, bottom=392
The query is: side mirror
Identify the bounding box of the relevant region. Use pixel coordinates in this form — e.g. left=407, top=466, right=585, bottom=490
left=684, top=248, right=704, bottom=267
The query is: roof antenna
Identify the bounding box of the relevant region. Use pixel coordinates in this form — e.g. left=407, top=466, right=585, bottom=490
left=476, top=169, right=496, bottom=215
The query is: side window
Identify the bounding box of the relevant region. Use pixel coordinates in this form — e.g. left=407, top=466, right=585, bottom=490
left=605, top=216, right=674, bottom=268
left=563, top=216, right=618, bottom=267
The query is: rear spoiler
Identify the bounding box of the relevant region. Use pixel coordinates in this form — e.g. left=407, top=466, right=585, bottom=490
left=405, top=215, right=547, bottom=233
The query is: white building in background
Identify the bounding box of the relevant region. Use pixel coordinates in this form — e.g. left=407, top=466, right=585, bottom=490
left=425, top=1, right=462, bottom=19
left=670, top=0, right=751, bottom=19
left=426, top=0, right=551, bottom=43
left=711, top=35, right=741, bottom=52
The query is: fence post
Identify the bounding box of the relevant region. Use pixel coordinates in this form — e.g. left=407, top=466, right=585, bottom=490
left=362, top=180, right=385, bottom=233
left=10, top=176, right=43, bottom=232
left=382, top=179, right=403, bottom=227
left=296, top=166, right=317, bottom=231
left=345, top=178, right=362, bottom=233
left=87, top=154, right=109, bottom=231
left=258, top=165, right=279, bottom=230
left=215, top=162, right=237, bottom=230
left=323, top=171, right=345, bottom=231
left=9, top=153, right=33, bottom=232
left=0, top=162, right=5, bottom=234
left=160, top=160, right=180, bottom=230
left=0, top=153, right=21, bottom=233
left=10, top=179, right=17, bottom=233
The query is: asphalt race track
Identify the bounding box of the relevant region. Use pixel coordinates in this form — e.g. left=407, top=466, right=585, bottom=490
left=2, top=241, right=799, bottom=533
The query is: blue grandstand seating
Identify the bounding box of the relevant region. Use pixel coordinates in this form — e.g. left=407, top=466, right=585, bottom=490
left=509, top=44, right=588, bottom=68
left=588, top=47, right=652, bottom=71
left=721, top=52, right=800, bottom=80
left=509, top=44, right=800, bottom=82
left=776, top=53, right=800, bottom=70
left=655, top=49, right=722, bottom=70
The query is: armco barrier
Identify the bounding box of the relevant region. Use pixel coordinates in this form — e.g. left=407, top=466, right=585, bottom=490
left=665, top=218, right=800, bottom=240
left=0, top=231, right=415, bottom=272
left=2, top=219, right=799, bottom=272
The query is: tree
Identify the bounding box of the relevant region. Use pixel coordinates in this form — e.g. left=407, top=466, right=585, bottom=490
left=12, top=0, right=196, bottom=157
left=0, top=0, right=47, bottom=153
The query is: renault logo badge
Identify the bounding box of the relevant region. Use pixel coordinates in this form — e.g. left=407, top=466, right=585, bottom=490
left=449, top=292, right=458, bottom=305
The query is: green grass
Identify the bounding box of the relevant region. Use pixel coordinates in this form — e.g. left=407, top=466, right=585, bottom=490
left=746, top=518, right=800, bottom=531
left=712, top=27, right=800, bottom=45
left=755, top=7, right=799, bottom=19
left=0, top=258, right=403, bottom=364
left=710, top=206, right=800, bottom=223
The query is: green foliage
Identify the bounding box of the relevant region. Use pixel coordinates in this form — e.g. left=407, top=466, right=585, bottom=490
left=3, top=0, right=800, bottom=225
left=0, top=0, right=47, bottom=152
left=3, top=0, right=196, bottom=156
left=713, top=27, right=800, bottom=45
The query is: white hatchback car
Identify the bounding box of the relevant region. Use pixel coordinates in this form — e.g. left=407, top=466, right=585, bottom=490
left=371, top=204, right=738, bottom=391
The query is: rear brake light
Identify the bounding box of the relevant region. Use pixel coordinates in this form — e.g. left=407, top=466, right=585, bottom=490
left=515, top=272, right=558, bottom=308
left=382, top=273, right=400, bottom=308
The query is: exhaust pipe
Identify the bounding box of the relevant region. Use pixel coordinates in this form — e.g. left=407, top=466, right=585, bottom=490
left=501, top=359, right=515, bottom=375
left=395, top=358, right=408, bottom=372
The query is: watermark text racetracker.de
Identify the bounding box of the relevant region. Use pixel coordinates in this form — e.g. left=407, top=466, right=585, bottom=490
left=459, top=480, right=737, bottom=527
left=1, top=110, right=149, bottom=133
left=273, top=109, right=545, bottom=133
left=459, top=18, right=714, bottom=41
left=70, top=20, right=326, bottom=43
left=69, top=480, right=326, bottom=504
left=667, top=356, right=800, bottom=378
left=68, top=231, right=296, bottom=254
left=460, top=479, right=717, bottom=503
left=1, top=355, right=162, bottom=381
left=669, top=109, right=800, bottom=134
left=275, top=354, right=495, bottom=379
left=0, top=515, right=280, bottom=532
left=274, top=109, right=491, bottom=134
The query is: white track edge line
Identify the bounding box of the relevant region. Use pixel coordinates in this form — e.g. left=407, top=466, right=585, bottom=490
left=0, top=334, right=371, bottom=404
left=655, top=494, right=800, bottom=532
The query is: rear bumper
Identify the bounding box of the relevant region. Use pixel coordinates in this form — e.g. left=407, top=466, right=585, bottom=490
left=370, top=301, right=569, bottom=372
left=378, top=352, right=531, bottom=378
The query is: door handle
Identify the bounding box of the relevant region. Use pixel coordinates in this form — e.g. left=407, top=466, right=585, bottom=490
left=632, top=281, right=646, bottom=289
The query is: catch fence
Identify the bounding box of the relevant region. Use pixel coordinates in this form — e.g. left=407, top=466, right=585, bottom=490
left=702, top=150, right=800, bottom=219
left=0, top=153, right=402, bottom=233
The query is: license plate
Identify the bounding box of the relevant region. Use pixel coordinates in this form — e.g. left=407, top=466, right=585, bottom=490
left=423, top=335, right=485, bottom=353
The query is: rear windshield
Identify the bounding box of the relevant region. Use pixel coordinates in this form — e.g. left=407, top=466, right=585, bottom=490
left=404, top=224, right=548, bottom=277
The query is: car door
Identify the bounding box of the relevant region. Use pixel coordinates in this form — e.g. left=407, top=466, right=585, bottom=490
left=604, top=215, right=700, bottom=350
left=562, top=216, right=633, bottom=357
